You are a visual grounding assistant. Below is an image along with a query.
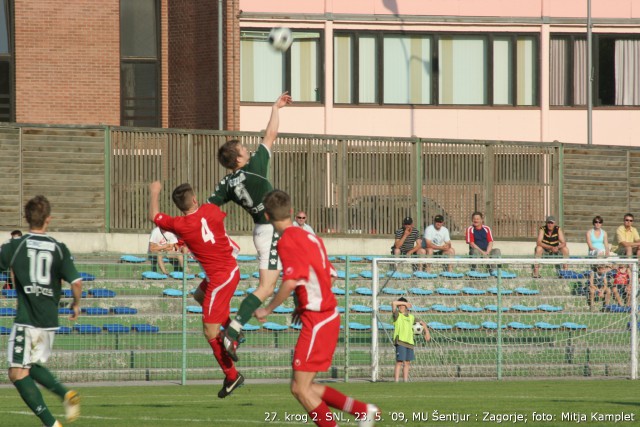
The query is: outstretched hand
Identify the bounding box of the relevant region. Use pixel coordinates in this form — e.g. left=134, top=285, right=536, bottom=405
left=149, top=181, right=162, bottom=194
left=275, top=92, right=293, bottom=109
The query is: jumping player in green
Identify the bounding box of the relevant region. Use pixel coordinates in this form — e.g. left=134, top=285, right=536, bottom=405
left=1, top=195, right=83, bottom=427
left=209, top=92, right=292, bottom=360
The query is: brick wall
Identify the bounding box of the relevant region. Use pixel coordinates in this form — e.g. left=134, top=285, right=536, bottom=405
left=167, top=0, right=217, bottom=129
left=14, top=0, right=120, bottom=125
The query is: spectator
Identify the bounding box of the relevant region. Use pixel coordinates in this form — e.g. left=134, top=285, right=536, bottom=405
left=465, top=211, right=501, bottom=258
left=392, top=217, right=424, bottom=257
left=293, top=210, right=315, bottom=234
left=10, top=230, right=22, bottom=239
left=532, top=216, right=569, bottom=278
left=611, top=264, right=630, bottom=306
left=392, top=297, right=429, bottom=382
left=586, top=215, right=609, bottom=257
left=148, top=226, right=184, bottom=275
left=588, top=264, right=612, bottom=311
left=612, top=213, right=640, bottom=257
left=422, top=215, right=455, bottom=272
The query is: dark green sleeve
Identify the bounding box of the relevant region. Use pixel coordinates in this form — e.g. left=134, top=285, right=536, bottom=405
left=247, top=144, right=270, bottom=178
left=208, top=177, right=229, bottom=206
left=59, top=243, right=81, bottom=284
left=0, top=241, right=13, bottom=271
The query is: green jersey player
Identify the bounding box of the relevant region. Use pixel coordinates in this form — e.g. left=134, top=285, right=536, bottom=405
left=209, top=92, right=292, bottom=361
left=1, top=195, right=83, bottom=427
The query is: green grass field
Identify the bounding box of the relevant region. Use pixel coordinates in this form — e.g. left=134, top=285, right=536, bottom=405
left=0, top=379, right=638, bottom=426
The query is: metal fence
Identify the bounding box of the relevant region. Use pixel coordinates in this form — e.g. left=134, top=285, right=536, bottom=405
left=0, top=124, right=566, bottom=239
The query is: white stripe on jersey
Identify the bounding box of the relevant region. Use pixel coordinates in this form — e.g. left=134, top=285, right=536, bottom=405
left=306, top=308, right=339, bottom=362
left=206, top=265, right=239, bottom=318
left=302, top=267, right=323, bottom=312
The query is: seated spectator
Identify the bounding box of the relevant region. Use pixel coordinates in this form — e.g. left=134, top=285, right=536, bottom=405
left=588, top=264, right=612, bottom=310
left=533, top=216, right=569, bottom=277
left=392, top=217, right=425, bottom=258
left=422, top=215, right=455, bottom=272
left=611, top=264, right=630, bottom=306
left=611, top=213, right=640, bottom=258
left=586, top=215, right=609, bottom=257
left=148, top=226, right=184, bottom=274
left=293, top=210, right=315, bottom=234
left=465, top=211, right=501, bottom=258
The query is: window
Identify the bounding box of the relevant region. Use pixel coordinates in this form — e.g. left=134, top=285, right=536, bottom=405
left=334, top=32, right=538, bottom=107
left=550, top=34, right=640, bottom=106
left=241, top=30, right=322, bottom=103
left=120, top=0, right=160, bottom=127
left=0, top=0, right=12, bottom=122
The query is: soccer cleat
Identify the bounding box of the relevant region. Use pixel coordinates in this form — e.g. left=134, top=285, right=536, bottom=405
left=217, top=373, right=245, bottom=398
left=222, top=329, right=240, bottom=362
left=47, top=421, right=63, bottom=427
left=358, top=403, right=380, bottom=427
left=63, top=390, right=80, bottom=422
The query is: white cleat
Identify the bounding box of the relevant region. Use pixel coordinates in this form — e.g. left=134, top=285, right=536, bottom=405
left=358, top=403, right=380, bottom=427
left=63, top=390, right=80, bottom=422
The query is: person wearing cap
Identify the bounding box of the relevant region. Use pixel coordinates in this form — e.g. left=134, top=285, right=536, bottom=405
left=422, top=215, right=455, bottom=272
left=612, top=213, right=640, bottom=257
left=391, top=217, right=424, bottom=257
left=532, top=215, right=569, bottom=278
left=392, top=297, right=429, bottom=382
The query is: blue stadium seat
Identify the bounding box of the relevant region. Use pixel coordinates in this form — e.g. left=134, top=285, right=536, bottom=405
left=169, top=272, right=196, bottom=280
left=59, top=307, right=74, bottom=315
left=290, top=323, right=302, bottom=330
left=230, top=307, right=238, bottom=313
left=273, top=306, right=294, bottom=314
left=484, top=305, right=509, bottom=312
left=103, top=324, right=130, bottom=333
left=1, top=289, right=17, bottom=298
left=162, top=289, right=183, bottom=297
left=458, top=304, right=483, bottom=313
left=379, top=304, right=392, bottom=312
left=132, top=324, right=160, bottom=333
left=487, top=287, right=513, bottom=295
left=79, top=272, right=96, bottom=281
left=338, top=256, right=363, bottom=262
left=252, top=272, right=260, bottom=278
left=466, top=270, right=490, bottom=279
left=455, top=322, right=480, bottom=330
left=62, top=289, right=87, bottom=298
left=558, top=270, right=588, bottom=279
left=246, top=287, right=257, bottom=294
left=355, top=287, right=373, bottom=296
left=413, top=271, right=438, bottom=279
left=0, top=272, right=8, bottom=281
left=74, top=324, right=102, bottom=334
left=515, top=287, right=540, bottom=295
left=412, top=306, right=430, bottom=312
left=120, top=255, right=146, bottom=263
left=604, top=304, right=629, bottom=313
left=336, top=270, right=358, bottom=279
left=507, top=322, right=533, bottom=329
left=81, top=307, right=109, bottom=315
left=110, top=307, right=138, bottom=315
left=186, top=305, right=203, bottom=313
left=0, top=307, right=16, bottom=316
left=359, top=270, right=384, bottom=279
left=462, top=287, right=486, bottom=295
left=538, top=304, right=563, bottom=312
left=562, top=322, right=587, bottom=330
left=436, top=288, right=460, bottom=295
left=431, top=304, right=456, bottom=313
left=56, top=326, right=72, bottom=335
left=364, top=256, right=381, bottom=261
left=386, top=271, right=412, bottom=280
left=440, top=271, right=464, bottom=278
left=481, top=321, right=506, bottom=330
left=142, top=271, right=168, bottom=280
left=242, top=323, right=261, bottom=331
left=378, top=322, right=394, bottom=330
left=510, top=305, right=537, bottom=312
left=382, top=287, right=406, bottom=295
left=89, top=289, right=116, bottom=298
left=198, top=272, right=206, bottom=279
left=350, top=304, right=373, bottom=313
left=234, top=290, right=245, bottom=297
left=409, top=287, right=433, bottom=295
left=237, top=255, right=257, bottom=262
left=239, top=274, right=250, bottom=280
left=348, top=322, right=371, bottom=331
left=427, top=321, right=452, bottom=330
left=263, top=322, right=289, bottom=331
left=535, top=322, right=561, bottom=330
left=0, top=326, right=11, bottom=335
left=490, top=270, right=517, bottom=279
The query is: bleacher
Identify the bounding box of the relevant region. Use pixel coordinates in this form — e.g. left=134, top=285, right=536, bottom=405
left=0, top=254, right=636, bottom=383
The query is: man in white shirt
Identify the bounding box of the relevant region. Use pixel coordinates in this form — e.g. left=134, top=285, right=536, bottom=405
left=148, top=226, right=185, bottom=274
left=293, top=211, right=315, bottom=234
left=422, top=215, right=455, bottom=272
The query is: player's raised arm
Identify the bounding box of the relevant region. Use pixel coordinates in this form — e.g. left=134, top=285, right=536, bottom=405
left=148, top=181, right=162, bottom=222
left=262, top=92, right=292, bottom=150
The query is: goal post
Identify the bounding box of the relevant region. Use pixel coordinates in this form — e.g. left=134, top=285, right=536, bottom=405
left=371, top=257, right=638, bottom=382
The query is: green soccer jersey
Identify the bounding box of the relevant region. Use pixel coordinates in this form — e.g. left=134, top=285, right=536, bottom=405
left=209, top=143, right=273, bottom=225
left=0, top=234, right=81, bottom=329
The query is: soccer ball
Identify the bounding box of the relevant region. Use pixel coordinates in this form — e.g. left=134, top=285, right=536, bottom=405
left=412, top=322, right=424, bottom=335
left=268, top=27, right=293, bottom=52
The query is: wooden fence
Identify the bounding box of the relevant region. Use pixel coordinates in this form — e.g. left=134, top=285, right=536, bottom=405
left=12, top=123, right=636, bottom=242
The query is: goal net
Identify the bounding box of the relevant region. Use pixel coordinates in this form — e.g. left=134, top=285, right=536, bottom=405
left=370, top=257, right=638, bottom=382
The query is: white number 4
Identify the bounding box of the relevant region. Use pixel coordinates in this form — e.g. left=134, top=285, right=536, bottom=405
left=201, top=218, right=215, bottom=244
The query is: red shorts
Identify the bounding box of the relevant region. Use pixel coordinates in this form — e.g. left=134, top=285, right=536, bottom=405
left=198, top=267, right=240, bottom=324
left=293, top=308, right=340, bottom=372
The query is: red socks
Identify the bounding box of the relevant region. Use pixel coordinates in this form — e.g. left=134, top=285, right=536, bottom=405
left=208, top=336, right=238, bottom=380
left=322, top=386, right=368, bottom=415
left=310, top=401, right=336, bottom=427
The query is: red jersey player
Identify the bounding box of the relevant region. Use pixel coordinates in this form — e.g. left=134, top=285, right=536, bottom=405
left=148, top=181, right=244, bottom=398
left=255, top=190, right=380, bottom=427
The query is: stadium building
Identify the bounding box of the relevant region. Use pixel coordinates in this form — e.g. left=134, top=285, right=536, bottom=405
left=2, top=0, right=640, bottom=146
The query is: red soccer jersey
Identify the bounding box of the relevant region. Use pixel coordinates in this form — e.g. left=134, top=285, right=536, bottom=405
left=154, top=204, right=239, bottom=282
left=278, top=226, right=337, bottom=313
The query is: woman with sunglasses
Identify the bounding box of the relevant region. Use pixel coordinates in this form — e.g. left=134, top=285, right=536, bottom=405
left=586, top=215, right=610, bottom=257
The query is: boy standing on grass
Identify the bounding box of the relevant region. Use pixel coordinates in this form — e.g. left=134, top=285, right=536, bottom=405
left=208, top=92, right=292, bottom=361
left=255, top=190, right=380, bottom=427
left=1, top=195, right=82, bottom=427
left=149, top=181, right=244, bottom=398
left=392, top=297, right=430, bottom=383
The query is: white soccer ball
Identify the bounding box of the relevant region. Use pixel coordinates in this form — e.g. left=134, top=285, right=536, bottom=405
left=268, top=27, right=293, bottom=52
left=413, top=322, right=424, bottom=335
